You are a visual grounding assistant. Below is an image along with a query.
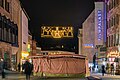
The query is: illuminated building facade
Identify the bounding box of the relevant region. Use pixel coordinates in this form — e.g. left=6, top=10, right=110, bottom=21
left=28, top=34, right=37, bottom=56
left=78, top=29, right=83, bottom=55
left=0, top=0, right=21, bottom=69
left=82, top=1, right=107, bottom=67
left=20, top=9, right=29, bottom=62
left=106, top=0, right=120, bottom=66
left=41, top=26, right=73, bottom=38
left=0, top=0, right=30, bottom=70
left=94, top=1, right=107, bottom=60
left=82, top=10, right=95, bottom=63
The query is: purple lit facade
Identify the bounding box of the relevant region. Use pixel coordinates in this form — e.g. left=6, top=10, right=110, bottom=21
left=107, top=0, right=120, bottom=63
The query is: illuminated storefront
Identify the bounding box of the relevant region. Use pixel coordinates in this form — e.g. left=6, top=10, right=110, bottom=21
left=21, top=51, right=29, bottom=59
left=106, top=0, right=120, bottom=74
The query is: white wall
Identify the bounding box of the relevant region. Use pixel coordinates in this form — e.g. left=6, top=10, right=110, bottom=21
left=21, top=10, right=28, bottom=52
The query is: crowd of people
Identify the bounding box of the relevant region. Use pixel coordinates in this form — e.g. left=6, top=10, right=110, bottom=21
left=89, top=63, right=115, bottom=76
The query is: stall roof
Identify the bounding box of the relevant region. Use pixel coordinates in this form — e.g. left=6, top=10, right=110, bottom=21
left=28, top=54, right=86, bottom=59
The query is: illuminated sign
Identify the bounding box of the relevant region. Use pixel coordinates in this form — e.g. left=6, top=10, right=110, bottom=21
left=41, top=26, right=73, bottom=38
left=97, top=10, right=102, bottom=40
left=21, top=51, right=29, bottom=59
left=84, top=44, right=94, bottom=48
left=27, top=44, right=31, bottom=52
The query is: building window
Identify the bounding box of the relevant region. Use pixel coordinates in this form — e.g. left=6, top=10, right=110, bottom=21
left=5, top=0, right=9, bottom=12
left=107, top=37, right=109, bottom=47
left=3, top=17, right=7, bottom=42
left=1, top=17, right=4, bottom=41
left=116, top=33, right=119, bottom=45
left=8, top=27, right=11, bottom=42
left=10, top=27, right=13, bottom=43
left=114, top=34, right=116, bottom=46
left=109, top=36, right=110, bottom=47
left=0, top=15, right=2, bottom=40
left=0, top=0, right=4, bottom=8
left=4, top=27, right=7, bottom=41
left=116, top=0, right=119, bottom=6
left=116, top=14, right=119, bottom=25
left=110, top=36, right=112, bottom=47
left=12, top=28, right=15, bottom=43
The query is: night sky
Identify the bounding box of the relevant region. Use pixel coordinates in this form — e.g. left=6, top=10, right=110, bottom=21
left=20, top=0, right=94, bottom=53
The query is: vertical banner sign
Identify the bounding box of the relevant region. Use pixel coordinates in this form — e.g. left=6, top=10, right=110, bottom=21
left=95, top=2, right=105, bottom=46
left=97, top=10, right=102, bottom=40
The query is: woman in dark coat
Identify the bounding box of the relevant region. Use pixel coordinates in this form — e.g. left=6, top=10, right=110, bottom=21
left=0, top=59, right=5, bottom=79
left=23, top=60, right=33, bottom=80
left=102, top=65, right=105, bottom=76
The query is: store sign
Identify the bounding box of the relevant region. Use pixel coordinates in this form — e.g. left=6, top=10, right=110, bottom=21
left=84, top=44, right=94, bottom=48
left=107, top=51, right=119, bottom=57
left=97, top=10, right=102, bottom=40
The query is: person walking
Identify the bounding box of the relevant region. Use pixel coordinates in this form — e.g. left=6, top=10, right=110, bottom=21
left=0, top=59, right=5, bottom=79
left=23, top=59, right=33, bottom=80
left=101, top=65, right=105, bottom=76
left=18, top=63, right=21, bottom=72
left=111, top=63, right=114, bottom=75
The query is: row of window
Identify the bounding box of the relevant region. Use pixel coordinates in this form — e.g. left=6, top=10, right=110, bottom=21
left=0, top=0, right=10, bottom=12
left=107, top=0, right=119, bottom=12
left=107, top=34, right=119, bottom=47
left=108, top=14, right=119, bottom=28
left=0, top=15, right=18, bottom=46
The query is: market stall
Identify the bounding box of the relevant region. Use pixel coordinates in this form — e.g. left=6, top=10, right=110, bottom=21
left=30, top=53, right=89, bottom=77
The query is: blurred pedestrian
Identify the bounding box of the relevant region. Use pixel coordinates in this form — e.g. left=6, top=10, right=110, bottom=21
left=101, top=65, right=105, bottom=76
left=0, top=59, right=5, bottom=79
left=18, top=63, right=21, bottom=72
left=23, top=59, right=33, bottom=80
left=111, top=63, right=114, bottom=75
left=89, top=66, right=92, bottom=72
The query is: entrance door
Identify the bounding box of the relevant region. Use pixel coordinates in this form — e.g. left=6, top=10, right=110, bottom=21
left=4, top=52, right=11, bottom=69
left=0, top=48, right=2, bottom=59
